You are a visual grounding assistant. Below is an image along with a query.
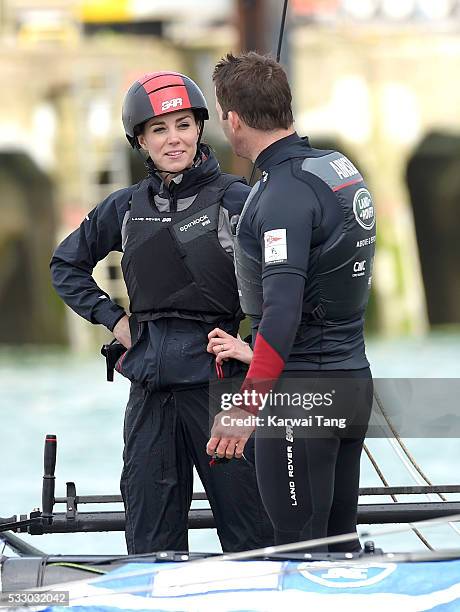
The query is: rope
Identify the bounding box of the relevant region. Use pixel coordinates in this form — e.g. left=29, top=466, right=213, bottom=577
left=49, top=562, right=107, bottom=575
left=373, top=388, right=460, bottom=538
left=363, top=443, right=433, bottom=549
left=276, top=0, right=290, bottom=62
left=247, top=0, right=290, bottom=187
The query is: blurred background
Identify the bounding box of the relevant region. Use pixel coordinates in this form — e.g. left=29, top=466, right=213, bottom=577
left=1, top=0, right=459, bottom=555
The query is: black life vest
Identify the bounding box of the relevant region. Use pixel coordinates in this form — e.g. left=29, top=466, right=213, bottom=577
left=121, top=173, right=243, bottom=324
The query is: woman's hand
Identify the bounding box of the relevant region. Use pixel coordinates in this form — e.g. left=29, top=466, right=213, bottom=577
left=113, top=315, right=132, bottom=349
left=207, top=328, right=253, bottom=365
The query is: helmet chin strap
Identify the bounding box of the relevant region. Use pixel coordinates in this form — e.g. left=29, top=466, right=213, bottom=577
left=154, top=152, right=200, bottom=183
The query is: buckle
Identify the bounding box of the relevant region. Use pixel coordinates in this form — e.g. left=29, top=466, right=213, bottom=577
left=311, top=303, right=326, bottom=321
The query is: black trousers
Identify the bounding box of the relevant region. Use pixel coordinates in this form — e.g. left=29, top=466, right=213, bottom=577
left=120, top=382, right=273, bottom=554
left=255, top=368, right=373, bottom=552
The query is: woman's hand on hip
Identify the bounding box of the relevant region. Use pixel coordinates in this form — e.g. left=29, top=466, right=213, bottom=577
left=113, top=315, right=132, bottom=349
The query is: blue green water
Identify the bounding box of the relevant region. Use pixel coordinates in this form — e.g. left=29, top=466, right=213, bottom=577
left=0, top=332, right=459, bottom=556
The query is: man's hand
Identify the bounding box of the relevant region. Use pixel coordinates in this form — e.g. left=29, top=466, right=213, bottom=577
left=206, top=406, right=256, bottom=459
left=207, top=328, right=253, bottom=365
left=113, top=315, right=132, bottom=349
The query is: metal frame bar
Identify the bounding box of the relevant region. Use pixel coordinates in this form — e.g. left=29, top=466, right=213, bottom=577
left=53, top=485, right=460, bottom=506
left=17, top=502, right=459, bottom=534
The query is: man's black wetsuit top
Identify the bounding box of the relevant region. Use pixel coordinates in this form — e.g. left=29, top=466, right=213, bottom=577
left=235, top=133, right=375, bottom=392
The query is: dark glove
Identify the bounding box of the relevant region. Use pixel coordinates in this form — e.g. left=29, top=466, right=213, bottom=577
left=101, top=339, right=126, bottom=382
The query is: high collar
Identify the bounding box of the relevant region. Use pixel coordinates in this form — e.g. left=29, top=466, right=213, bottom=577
left=255, top=132, right=311, bottom=172
left=146, top=144, right=221, bottom=198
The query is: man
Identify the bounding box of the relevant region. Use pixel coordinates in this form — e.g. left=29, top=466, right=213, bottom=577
left=51, top=71, right=272, bottom=554
left=207, top=52, right=375, bottom=551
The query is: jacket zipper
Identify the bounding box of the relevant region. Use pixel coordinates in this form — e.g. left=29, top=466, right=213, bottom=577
left=169, top=183, right=178, bottom=212
left=155, top=320, right=168, bottom=388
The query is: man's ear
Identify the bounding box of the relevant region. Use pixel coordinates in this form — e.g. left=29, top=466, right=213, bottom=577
left=227, top=110, right=241, bottom=133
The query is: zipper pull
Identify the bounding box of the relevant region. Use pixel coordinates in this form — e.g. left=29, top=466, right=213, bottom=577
left=209, top=452, right=230, bottom=466
left=215, top=361, right=224, bottom=379
left=170, top=192, right=178, bottom=213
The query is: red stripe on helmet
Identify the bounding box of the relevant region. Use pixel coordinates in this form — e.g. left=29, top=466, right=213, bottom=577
left=148, top=85, right=192, bottom=117
left=139, top=72, right=184, bottom=91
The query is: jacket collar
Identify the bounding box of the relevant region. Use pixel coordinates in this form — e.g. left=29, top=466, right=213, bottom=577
left=255, top=133, right=311, bottom=172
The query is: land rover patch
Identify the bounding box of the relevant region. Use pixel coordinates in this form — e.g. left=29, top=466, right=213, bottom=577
left=353, top=188, right=375, bottom=230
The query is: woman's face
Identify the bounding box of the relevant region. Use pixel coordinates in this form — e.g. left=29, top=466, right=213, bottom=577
left=138, top=110, right=200, bottom=175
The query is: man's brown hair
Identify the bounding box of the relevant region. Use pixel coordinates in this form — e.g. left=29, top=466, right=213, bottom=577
left=213, top=52, right=293, bottom=131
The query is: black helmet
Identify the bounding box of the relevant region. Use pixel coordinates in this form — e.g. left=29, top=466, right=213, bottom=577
left=122, top=71, right=209, bottom=149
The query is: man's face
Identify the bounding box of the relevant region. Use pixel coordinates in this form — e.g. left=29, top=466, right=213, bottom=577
left=215, top=96, right=251, bottom=160
left=215, top=98, right=232, bottom=145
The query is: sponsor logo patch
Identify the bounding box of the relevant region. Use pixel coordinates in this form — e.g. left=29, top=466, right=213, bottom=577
left=161, top=97, right=183, bottom=112
left=356, top=235, right=376, bottom=248
left=353, top=188, right=375, bottom=230
left=131, top=217, right=171, bottom=222
left=264, top=229, right=287, bottom=264
left=179, top=214, right=210, bottom=232
left=330, top=156, right=359, bottom=179
left=352, top=260, right=366, bottom=277
left=298, top=562, right=397, bottom=588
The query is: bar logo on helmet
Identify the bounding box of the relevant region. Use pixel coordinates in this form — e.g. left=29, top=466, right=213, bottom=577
left=161, top=97, right=183, bottom=112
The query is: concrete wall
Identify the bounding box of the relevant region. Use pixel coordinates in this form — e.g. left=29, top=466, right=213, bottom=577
left=293, top=26, right=460, bottom=333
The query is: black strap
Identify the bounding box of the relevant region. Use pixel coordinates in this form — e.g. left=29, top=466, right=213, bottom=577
left=204, top=173, right=246, bottom=198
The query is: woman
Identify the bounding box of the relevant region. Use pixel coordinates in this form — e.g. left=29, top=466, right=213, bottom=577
left=51, top=72, right=272, bottom=554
